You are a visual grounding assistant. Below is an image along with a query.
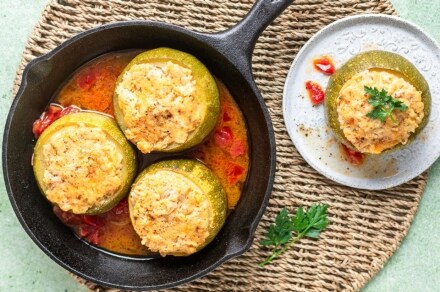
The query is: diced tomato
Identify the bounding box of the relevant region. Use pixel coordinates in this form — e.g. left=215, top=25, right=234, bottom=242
left=77, top=223, right=102, bottom=244
left=223, top=112, right=232, bottom=122
left=59, top=105, right=80, bottom=117
left=340, top=143, right=365, bottom=166
left=32, top=122, right=42, bottom=138
left=86, top=230, right=100, bottom=245
left=53, top=205, right=103, bottom=244
left=77, top=68, right=97, bottom=90
left=53, top=206, right=82, bottom=225
left=78, top=225, right=94, bottom=238
left=305, top=81, right=325, bottom=105
left=313, top=56, right=335, bottom=75
left=227, top=164, right=245, bottom=185
left=112, top=199, right=129, bottom=215
left=32, top=105, right=80, bottom=138
left=230, top=140, right=246, bottom=159
left=214, top=126, right=233, bottom=148
left=82, top=215, right=104, bottom=227
left=32, top=105, right=62, bottom=138
left=101, top=199, right=131, bottom=226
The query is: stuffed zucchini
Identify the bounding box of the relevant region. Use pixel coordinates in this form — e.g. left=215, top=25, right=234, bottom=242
left=114, top=47, right=220, bottom=154
left=33, top=112, right=137, bottom=215
left=325, top=50, right=431, bottom=154
left=128, top=159, right=227, bottom=256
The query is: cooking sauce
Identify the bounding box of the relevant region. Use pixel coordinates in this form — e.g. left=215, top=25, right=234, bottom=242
left=57, top=52, right=136, bottom=115
left=36, top=51, right=249, bottom=256
left=192, top=80, right=249, bottom=209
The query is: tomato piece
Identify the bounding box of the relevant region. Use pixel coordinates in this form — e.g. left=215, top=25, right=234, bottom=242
left=77, top=225, right=94, bottom=237
left=82, top=215, right=104, bottom=227
left=53, top=206, right=81, bottom=225
left=32, top=105, right=81, bottom=138
left=78, top=224, right=101, bottom=244
left=53, top=206, right=105, bottom=245
left=305, top=81, right=325, bottom=105
left=77, top=68, right=97, bottom=90
left=32, top=122, right=42, bottom=138
left=313, top=56, right=335, bottom=75
left=46, top=105, right=62, bottom=117
left=227, top=164, right=245, bottom=185
left=223, top=112, right=232, bottom=122
left=112, top=199, right=129, bottom=215
left=230, top=140, right=246, bottom=159
left=340, top=143, right=365, bottom=166
left=59, top=105, right=80, bottom=117
left=214, top=126, right=233, bottom=148
left=86, top=230, right=100, bottom=245
left=32, top=106, right=62, bottom=138
left=102, top=199, right=131, bottom=226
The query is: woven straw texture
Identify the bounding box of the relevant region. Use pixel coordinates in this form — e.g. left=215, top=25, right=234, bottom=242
left=14, top=0, right=427, bottom=291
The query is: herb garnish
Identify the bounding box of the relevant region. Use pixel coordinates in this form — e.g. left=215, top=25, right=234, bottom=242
left=365, top=86, right=408, bottom=123
left=258, top=204, right=329, bottom=267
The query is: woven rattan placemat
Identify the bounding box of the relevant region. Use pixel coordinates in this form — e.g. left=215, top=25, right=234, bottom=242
left=14, top=0, right=427, bottom=291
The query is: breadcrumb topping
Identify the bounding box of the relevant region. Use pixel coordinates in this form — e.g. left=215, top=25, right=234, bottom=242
left=116, top=61, right=202, bottom=153
left=130, top=170, right=211, bottom=256
left=42, top=124, right=123, bottom=214
left=337, top=69, right=424, bottom=154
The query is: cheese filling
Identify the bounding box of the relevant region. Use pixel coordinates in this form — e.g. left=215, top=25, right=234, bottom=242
left=42, top=124, right=124, bottom=214
left=130, top=170, right=211, bottom=256
left=337, top=69, right=424, bottom=154
left=116, top=61, right=202, bottom=154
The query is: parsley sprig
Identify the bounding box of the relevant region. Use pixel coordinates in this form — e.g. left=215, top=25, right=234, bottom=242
left=365, top=86, right=408, bottom=123
left=258, top=204, right=329, bottom=267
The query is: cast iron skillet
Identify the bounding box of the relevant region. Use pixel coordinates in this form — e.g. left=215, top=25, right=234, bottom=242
left=3, top=0, right=293, bottom=290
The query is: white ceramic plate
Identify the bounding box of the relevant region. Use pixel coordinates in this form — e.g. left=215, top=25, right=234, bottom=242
left=282, top=14, right=440, bottom=190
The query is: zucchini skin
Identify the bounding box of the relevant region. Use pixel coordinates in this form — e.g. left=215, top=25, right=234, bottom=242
left=325, top=50, right=431, bottom=152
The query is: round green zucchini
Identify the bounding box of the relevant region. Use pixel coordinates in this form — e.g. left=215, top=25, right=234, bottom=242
left=128, top=159, right=227, bottom=256
left=114, top=47, right=220, bottom=153
left=325, top=50, right=431, bottom=152
left=33, top=112, right=137, bottom=215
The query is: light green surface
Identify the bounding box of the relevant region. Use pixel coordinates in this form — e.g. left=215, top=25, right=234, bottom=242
left=364, top=1, right=440, bottom=291
left=0, top=1, right=438, bottom=291
left=0, top=1, right=87, bottom=291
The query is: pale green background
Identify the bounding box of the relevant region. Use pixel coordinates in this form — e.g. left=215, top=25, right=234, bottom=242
left=0, top=1, right=439, bottom=291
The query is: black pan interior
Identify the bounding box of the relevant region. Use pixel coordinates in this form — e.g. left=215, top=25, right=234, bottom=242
left=3, top=22, right=274, bottom=290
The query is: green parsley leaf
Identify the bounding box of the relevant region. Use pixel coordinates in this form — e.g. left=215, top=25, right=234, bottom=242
left=367, top=107, right=389, bottom=123
left=260, top=208, right=294, bottom=247
left=305, top=228, right=321, bottom=239
left=258, top=204, right=329, bottom=267
left=365, top=86, right=408, bottom=123
left=394, top=100, right=408, bottom=111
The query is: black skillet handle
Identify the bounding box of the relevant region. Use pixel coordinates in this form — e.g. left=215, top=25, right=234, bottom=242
left=207, top=0, right=294, bottom=79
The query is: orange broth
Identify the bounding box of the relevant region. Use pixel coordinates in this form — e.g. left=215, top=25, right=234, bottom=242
left=50, top=51, right=249, bottom=256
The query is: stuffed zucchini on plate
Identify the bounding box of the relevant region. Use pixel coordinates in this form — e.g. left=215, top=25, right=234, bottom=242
left=283, top=14, right=440, bottom=189
left=325, top=50, right=431, bottom=154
